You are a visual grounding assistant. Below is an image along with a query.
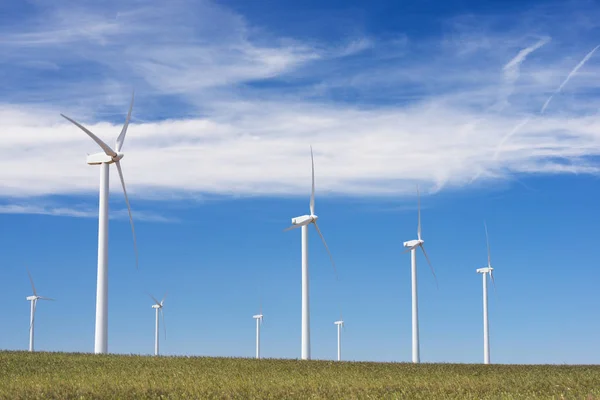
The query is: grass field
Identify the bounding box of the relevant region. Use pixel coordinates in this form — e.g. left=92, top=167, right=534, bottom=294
left=0, top=351, right=599, bottom=399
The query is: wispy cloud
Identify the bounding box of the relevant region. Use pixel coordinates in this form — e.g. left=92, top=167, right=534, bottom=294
left=540, top=44, right=600, bottom=114
left=0, top=203, right=175, bottom=222
left=497, top=37, right=551, bottom=110
left=504, top=37, right=550, bottom=82
left=1, top=0, right=600, bottom=210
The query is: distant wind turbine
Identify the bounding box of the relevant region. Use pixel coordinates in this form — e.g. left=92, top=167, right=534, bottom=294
left=284, top=146, right=338, bottom=360
left=149, top=292, right=167, bottom=356
left=60, top=92, right=138, bottom=354
left=26, top=268, right=54, bottom=352
left=477, top=222, right=496, bottom=364
left=403, top=186, right=437, bottom=363
left=253, top=312, right=263, bottom=359
left=334, top=319, right=344, bottom=361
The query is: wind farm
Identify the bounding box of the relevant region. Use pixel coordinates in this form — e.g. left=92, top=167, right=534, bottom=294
left=3, top=0, right=600, bottom=398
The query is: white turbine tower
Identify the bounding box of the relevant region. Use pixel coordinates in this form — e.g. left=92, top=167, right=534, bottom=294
left=477, top=222, right=496, bottom=364
left=26, top=268, right=54, bottom=352
left=253, top=312, right=263, bottom=359
left=403, top=186, right=437, bottom=363
left=334, top=319, right=344, bottom=361
left=150, top=293, right=167, bottom=356
left=285, top=146, right=337, bottom=360
left=61, top=93, right=138, bottom=354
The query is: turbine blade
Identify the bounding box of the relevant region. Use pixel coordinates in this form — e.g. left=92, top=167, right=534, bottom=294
left=490, top=270, right=497, bottom=293
left=38, top=296, right=55, bottom=301
left=417, top=184, right=421, bottom=240
left=60, top=114, right=117, bottom=157
left=115, top=90, right=135, bottom=152
left=283, top=224, right=301, bottom=232
left=148, top=293, right=161, bottom=306
left=419, top=244, right=438, bottom=289
left=161, top=291, right=168, bottom=306
left=115, top=160, right=139, bottom=269
left=403, top=247, right=413, bottom=254
left=484, top=221, right=491, bottom=267
left=26, top=267, right=37, bottom=297
left=312, top=221, right=338, bottom=281
left=310, top=146, right=315, bottom=216
left=160, top=308, right=166, bottom=340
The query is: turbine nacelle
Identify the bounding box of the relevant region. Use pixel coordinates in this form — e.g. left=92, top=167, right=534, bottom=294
left=334, top=320, right=344, bottom=326
left=477, top=267, right=494, bottom=274
left=151, top=304, right=163, bottom=309
left=403, top=239, right=424, bottom=249
left=253, top=314, right=264, bottom=320
left=291, top=214, right=317, bottom=226
left=26, top=295, right=38, bottom=301
left=87, top=151, right=125, bottom=165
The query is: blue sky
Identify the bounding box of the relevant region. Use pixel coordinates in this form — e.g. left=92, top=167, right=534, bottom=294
left=1, top=0, right=600, bottom=364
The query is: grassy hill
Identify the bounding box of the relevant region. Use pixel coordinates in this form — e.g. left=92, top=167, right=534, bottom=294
left=0, top=351, right=599, bottom=399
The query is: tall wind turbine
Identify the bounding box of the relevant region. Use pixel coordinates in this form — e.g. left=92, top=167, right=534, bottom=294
left=477, top=222, right=495, bottom=364
left=403, top=186, right=437, bottom=363
left=26, top=268, right=54, bottom=352
left=150, top=293, right=167, bottom=356
left=253, top=312, right=263, bottom=359
left=284, top=146, right=337, bottom=360
left=61, top=93, right=138, bottom=354
left=334, top=319, right=344, bottom=361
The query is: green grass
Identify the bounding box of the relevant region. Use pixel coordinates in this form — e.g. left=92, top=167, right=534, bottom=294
left=0, top=351, right=599, bottom=399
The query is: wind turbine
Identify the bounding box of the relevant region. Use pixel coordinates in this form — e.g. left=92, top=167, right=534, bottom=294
left=334, top=319, right=344, bottom=361
left=26, top=268, right=54, bottom=352
left=149, top=293, right=167, bottom=356
left=60, top=92, right=138, bottom=354
left=253, top=312, right=263, bottom=359
left=402, top=186, right=437, bottom=363
left=284, top=146, right=337, bottom=360
left=476, top=222, right=495, bottom=364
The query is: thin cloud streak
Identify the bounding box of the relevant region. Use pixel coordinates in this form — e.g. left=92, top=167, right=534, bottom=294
left=503, top=37, right=550, bottom=83
left=0, top=204, right=175, bottom=222
left=540, top=44, right=600, bottom=114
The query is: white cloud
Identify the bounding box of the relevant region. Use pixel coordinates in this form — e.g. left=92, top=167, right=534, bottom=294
left=0, top=203, right=175, bottom=222
left=1, top=0, right=600, bottom=207
left=2, top=101, right=600, bottom=200
left=540, top=44, right=600, bottom=114
left=503, top=37, right=551, bottom=82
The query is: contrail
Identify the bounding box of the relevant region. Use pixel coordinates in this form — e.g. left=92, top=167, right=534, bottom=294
left=503, top=37, right=550, bottom=83
left=473, top=44, right=599, bottom=186
left=492, top=117, right=532, bottom=160
left=540, top=44, right=600, bottom=114
left=469, top=117, right=531, bottom=184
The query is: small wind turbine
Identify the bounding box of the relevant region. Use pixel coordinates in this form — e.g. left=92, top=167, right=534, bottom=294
left=26, top=268, right=54, bottom=352
left=334, top=319, right=344, bottom=361
left=403, top=185, right=437, bottom=363
left=476, top=222, right=495, bottom=364
left=284, top=146, right=337, bottom=360
left=61, top=92, right=138, bottom=354
left=149, top=293, right=167, bottom=356
left=253, top=312, right=263, bottom=359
